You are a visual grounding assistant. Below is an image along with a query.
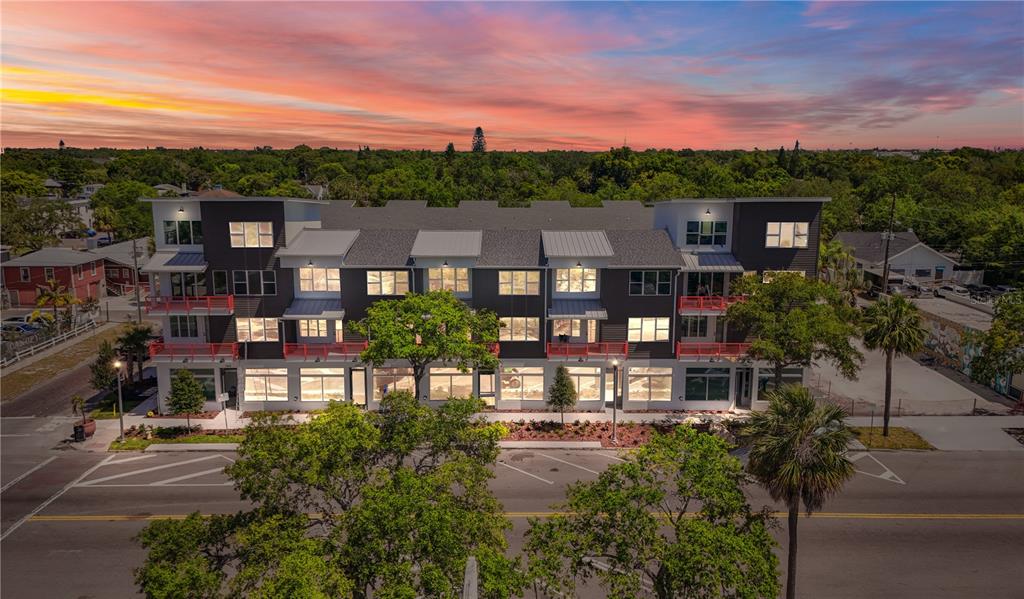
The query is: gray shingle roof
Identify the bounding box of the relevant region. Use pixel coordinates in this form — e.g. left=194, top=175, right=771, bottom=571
left=3, top=247, right=99, bottom=267
left=88, top=238, right=150, bottom=266
left=605, top=230, right=685, bottom=267
left=832, top=231, right=921, bottom=265
left=343, top=229, right=418, bottom=267
left=541, top=231, right=614, bottom=258
left=411, top=231, right=482, bottom=258
left=477, top=230, right=542, bottom=267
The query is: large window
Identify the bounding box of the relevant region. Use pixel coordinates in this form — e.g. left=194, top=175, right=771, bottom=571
left=373, top=367, right=415, bottom=400
left=554, top=268, right=597, bottom=293
left=171, top=272, right=205, bottom=297
left=236, top=317, right=279, bottom=342
left=685, top=367, right=731, bottom=401
left=628, top=367, right=673, bottom=402
left=163, top=220, right=203, bottom=245
left=299, top=267, right=340, bottom=292
left=229, top=222, right=274, bottom=248
left=686, top=272, right=725, bottom=296
left=244, top=368, right=288, bottom=402
left=757, top=367, right=803, bottom=394
left=500, top=367, right=545, bottom=401
left=567, top=367, right=601, bottom=401
left=232, top=270, right=276, bottom=295
left=298, top=319, right=328, bottom=337
left=629, top=271, right=671, bottom=296
left=366, top=270, right=409, bottom=295
left=429, top=367, right=474, bottom=401
left=168, top=315, right=199, bottom=338
left=300, top=368, right=345, bottom=402
left=498, top=271, right=540, bottom=295
left=211, top=270, right=229, bottom=295
left=350, top=368, right=366, bottom=406
left=499, top=317, right=540, bottom=342
left=427, top=267, right=469, bottom=293
left=680, top=315, right=709, bottom=338
left=552, top=319, right=596, bottom=341
left=686, top=221, right=728, bottom=246
left=765, top=222, right=809, bottom=248
left=627, top=317, right=670, bottom=342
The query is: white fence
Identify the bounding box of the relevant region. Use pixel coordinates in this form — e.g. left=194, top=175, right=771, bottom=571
left=0, top=319, right=100, bottom=369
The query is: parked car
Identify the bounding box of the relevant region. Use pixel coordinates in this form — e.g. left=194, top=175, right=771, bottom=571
left=888, top=285, right=920, bottom=298
left=2, top=322, right=40, bottom=335
left=938, top=284, right=969, bottom=296
left=993, top=285, right=1018, bottom=296
left=906, top=282, right=933, bottom=297
left=2, top=315, right=31, bottom=323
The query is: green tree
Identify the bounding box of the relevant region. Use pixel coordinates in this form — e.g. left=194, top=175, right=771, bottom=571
left=265, top=179, right=312, bottom=198
left=745, top=385, right=854, bottom=599
left=135, top=394, right=522, bottom=598
left=525, top=427, right=779, bottom=598
left=0, top=169, right=47, bottom=200
left=116, top=323, right=153, bottom=384
left=862, top=295, right=926, bottom=435
left=90, top=180, right=157, bottom=238
left=89, top=340, right=118, bottom=392
left=968, top=292, right=1024, bottom=391
left=33, top=278, right=78, bottom=326
left=167, top=369, right=206, bottom=431
left=472, top=127, right=487, bottom=153
left=819, top=239, right=864, bottom=305
left=444, top=141, right=456, bottom=162
left=1, top=196, right=83, bottom=253
left=547, top=365, right=577, bottom=425
left=351, top=290, right=501, bottom=400
left=727, top=272, right=863, bottom=386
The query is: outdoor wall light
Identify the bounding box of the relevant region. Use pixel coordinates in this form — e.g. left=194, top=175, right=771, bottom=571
left=705, top=208, right=711, bottom=215
left=178, top=206, right=185, bottom=214
left=308, top=259, right=314, bottom=267
left=575, top=261, right=582, bottom=268
left=442, top=259, right=449, bottom=267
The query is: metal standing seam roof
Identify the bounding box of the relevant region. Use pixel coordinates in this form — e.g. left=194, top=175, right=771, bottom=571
left=411, top=230, right=483, bottom=258
left=3, top=248, right=99, bottom=267
left=548, top=299, right=609, bottom=320
left=541, top=231, right=614, bottom=258
left=140, top=251, right=208, bottom=273
left=276, top=229, right=360, bottom=257
left=680, top=252, right=746, bottom=272
left=282, top=299, right=345, bottom=320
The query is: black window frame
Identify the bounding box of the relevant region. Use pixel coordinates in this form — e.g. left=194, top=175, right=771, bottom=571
left=212, top=270, right=229, bottom=295
left=163, top=220, right=203, bottom=245
left=685, top=220, right=728, bottom=246
left=169, top=315, right=199, bottom=338
left=232, top=270, right=276, bottom=296
left=629, top=270, right=672, bottom=296
left=680, top=315, right=709, bottom=337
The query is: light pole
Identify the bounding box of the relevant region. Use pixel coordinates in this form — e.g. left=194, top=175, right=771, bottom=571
left=610, top=358, right=619, bottom=445
left=113, top=359, right=126, bottom=442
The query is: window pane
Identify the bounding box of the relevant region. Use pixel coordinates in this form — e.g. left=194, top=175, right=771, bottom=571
left=300, top=377, right=323, bottom=401
left=244, top=223, right=259, bottom=247
left=265, top=319, right=279, bottom=342
left=163, top=221, right=178, bottom=245
left=192, top=221, right=203, bottom=243
left=178, top=220, right=192, bottom=245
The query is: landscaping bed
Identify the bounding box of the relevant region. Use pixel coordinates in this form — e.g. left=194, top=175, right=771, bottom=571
left=851, top=426, right=935, bottom=450
left=89, top=389, right=147, bottom=419
left=109, top=424, right=243, bottom=451
left=501, top=418, right=738, bottom=448
left=1003, top=428, right=1024, bottom=447
left=146, top=410, right=220, bottom=420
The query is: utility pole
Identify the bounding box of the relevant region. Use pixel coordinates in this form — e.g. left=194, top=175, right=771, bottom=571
left=132, top=238, right=143, bottom=323
left=880, top=192, right=897, bottom=294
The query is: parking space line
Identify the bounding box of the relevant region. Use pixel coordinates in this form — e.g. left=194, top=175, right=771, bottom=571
left=497, top=461, right=554, bottom=485
left=105, top=455, right=158, bottom=466
left=593, top=452, right=627, bottom=462
left=152, top=467, right=228, bottom=486
left=74, top=483, right=233, bottom=488
left=538, top=453, right=600, bottom=475
left=77, top=455, right=223, bottom=487
left=1, top=456, right=57, bottom=494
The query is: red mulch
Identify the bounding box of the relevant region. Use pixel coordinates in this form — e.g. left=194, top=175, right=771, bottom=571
left=146, top=411, right=220, bottom=420
left=241, top=410, right=304, bottom=418
left=502, top=420, right=691, bottom=448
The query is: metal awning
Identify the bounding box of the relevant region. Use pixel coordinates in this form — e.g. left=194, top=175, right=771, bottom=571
left=140, top=251, right=207, bottom=273
left=282, top=299, right=345, bottom=320
left=548, top=299, right=608, bottom=320
left=680, top=252, right=745, bottom=273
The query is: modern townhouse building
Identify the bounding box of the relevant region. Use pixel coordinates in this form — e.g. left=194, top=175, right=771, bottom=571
left=141, top=196, right=826, bottom=415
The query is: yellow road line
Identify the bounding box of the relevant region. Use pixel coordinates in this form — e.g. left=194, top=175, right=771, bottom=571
left=27, top=512, right=1024, bottom=522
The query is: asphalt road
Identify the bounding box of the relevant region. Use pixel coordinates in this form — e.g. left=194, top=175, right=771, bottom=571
left=1, top=425, right=1022, bottom=598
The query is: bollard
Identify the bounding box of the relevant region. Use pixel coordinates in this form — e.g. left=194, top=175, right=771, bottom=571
left=850, top=399, right=855, bottom=416
left=898, top=397, right=902, bottom=417
left=972, top=397, right=977, bottom=415
left=869, top=408, right=875, bottom=447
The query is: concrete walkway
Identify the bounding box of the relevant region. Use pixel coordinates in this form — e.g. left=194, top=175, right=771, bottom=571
left=848, top=415, right=1024, bottom=451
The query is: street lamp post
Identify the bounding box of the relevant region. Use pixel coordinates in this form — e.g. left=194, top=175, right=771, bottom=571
left=610, top=359, right=619, bottom=445
left=113, top=359, right=125, bottom=442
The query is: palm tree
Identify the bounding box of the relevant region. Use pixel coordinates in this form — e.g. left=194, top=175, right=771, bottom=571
left=819, top=240, right=864, bottom=306
left=746, top=385, right=854, bottom=599
left=34, top=279, right=78, bottom=329
left=93, top=204, right=118, bottom=244
left=862, top=295, right=926, bottom=436
left=116, top=323, right=153, bottom=384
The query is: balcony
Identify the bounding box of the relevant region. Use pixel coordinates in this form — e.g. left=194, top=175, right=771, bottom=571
left=677, top=295, right=744, bottom=313
left=283, top=341, right=369, bottom=361
left=149, top=342, right=238, bottom=361
left=488, top=342, right=500, bottom=357
left=547, top=342, right=629, bottom=359
left=145, top=295, right=235, bottom=315
left=676, top=342, right=751, bottom=360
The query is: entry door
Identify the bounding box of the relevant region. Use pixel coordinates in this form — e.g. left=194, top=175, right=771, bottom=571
left=735, top=368, right=753, bottom=407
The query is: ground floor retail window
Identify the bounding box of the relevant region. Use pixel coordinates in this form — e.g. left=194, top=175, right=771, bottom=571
left=244, top=368, right=288, bottom=402
left=373, top=367, right=415, bottom=401
left=478, top=370, right=496, bottom=406
left=757, top=368, right=804, bottom=395
left=685, top=367, right=731, bottom=401
left=429, top=367, right=474, bottom=401
left=300, top=367, right=345, bottom=402
left=350, top=368, right=366, bottom=406
left=567, top=366, right=602, bottom=401
left=500, top=367, right=544, bottom=401
left=173, top=368, right=216, bottom=401
left=627, top=367, right=673, bottom=402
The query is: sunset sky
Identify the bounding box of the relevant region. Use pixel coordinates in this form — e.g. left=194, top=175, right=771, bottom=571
left=2, top=1, right=1022, bottom=151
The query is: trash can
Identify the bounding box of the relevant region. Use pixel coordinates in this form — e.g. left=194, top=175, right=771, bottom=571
left=73, top=425, right=86, bottom=443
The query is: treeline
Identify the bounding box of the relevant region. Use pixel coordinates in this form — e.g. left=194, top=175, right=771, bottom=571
left=2, top=144, right=1022, bottom=276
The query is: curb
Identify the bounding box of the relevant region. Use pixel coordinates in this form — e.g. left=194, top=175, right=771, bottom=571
left=144, top=443, right=239, bottom=452
left=499, top=441, right=604, bottom=449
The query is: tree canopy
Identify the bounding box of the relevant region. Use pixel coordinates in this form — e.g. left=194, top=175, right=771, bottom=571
left=968, top=291, right=1024, bottom=389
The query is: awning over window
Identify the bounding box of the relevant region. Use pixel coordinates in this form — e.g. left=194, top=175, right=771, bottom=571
left=140, top=251, right=207, bottom=273
left=548, top=299, right=608, bottom=320
left=680, top=252, right=745, bottom=273
left=282, top=298, right=345, bottom=320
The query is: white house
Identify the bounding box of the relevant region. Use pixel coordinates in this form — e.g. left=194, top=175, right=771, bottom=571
left=833, top=231, right=964, bottom=285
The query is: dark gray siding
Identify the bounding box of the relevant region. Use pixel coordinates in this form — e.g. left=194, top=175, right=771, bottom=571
left=599, top=269, right=676, bottom=359
left=473, top=268, right=546, bottom=359
left=730, top=202, right=823, bottom=278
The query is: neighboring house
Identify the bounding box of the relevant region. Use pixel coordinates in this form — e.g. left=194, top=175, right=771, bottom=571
left=141, top=196, right=828, bottom=414
left=154, top=183, right=190, bottom=197
left=77, top=183, right=105, bottom=201
left=43, top=178, right=64, bottom=198
left=89, top=238, right=151, bottom=295
left=1, top=248, right=105, bottom=306
left=833, top=231, right=962, bottom=285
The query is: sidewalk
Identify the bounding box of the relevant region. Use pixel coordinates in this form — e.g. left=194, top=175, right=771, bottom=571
left=847, top=415, right=1024, bottom=451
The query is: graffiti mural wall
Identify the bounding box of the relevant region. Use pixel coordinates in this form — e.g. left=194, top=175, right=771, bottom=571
left=919, top=310, right=1012, bottom=396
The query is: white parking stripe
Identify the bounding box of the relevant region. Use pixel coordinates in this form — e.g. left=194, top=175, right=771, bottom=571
left=497, top=461, right=554, bottom=485
left=105, top=454, right=158, bottom=466
left=152, top=467, right=227, bottom=486
left=593, top=452, right=627, bottom=462
left=1, top=456, right=57, bottom=494
left=538, top=453, right=600, bottom=475
left=77, top=455, right=222, bottom=487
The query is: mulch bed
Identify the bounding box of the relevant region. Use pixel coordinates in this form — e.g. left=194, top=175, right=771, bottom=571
left=241, top=410, right=304, bottom=418
left=146, top=411, right=220, bottom=420
left=1003, top=428, right=1024, bottom=447
left=502, top=420, right=719, bottom=448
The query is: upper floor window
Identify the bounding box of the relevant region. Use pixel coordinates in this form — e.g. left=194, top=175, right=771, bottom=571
left=680, top=315, right=709, bottom=337
left=299, top=267, right=340, bottom=292
left=76, top=266, right=83, bottom=280
left=629, top=271, right=671, bottom=296
left=428, top=267, right=469, bottom=293
left=555, top=267, right=597, bottom=293
left=19, top=268, right=30, bottom=282
left=44, top=267, right=54, bottom=280
left=298, top=319, right=328, bottom=337
left=237, top=317, right=279, bottom=342
left=498, top=271, right=540, bottom=295
left=169, top=315, right=199, bottom=338
left=627, top=317, right=670, bottom=342
left=686, top=221, right=727, bottom=245
left=91, top=261, right=97, bottom=276
left=499, top=317, right=540, bottom=342
left=211, top=271, right=229, bottom=295
left=229, top=222, right=273, bottom=248
left=232, top=270, right=276, bottom=295
left=163, top=220, right=203, bottom=245
left=765, top=222, right=809, bottom=248
left=367, top=271, right=409, bottom=296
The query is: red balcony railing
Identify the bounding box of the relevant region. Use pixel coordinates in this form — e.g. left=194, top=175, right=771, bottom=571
left=488, top=342, right=500, bottom=357
left=677, top=295, right=744, bottom=312
left=149, top=342, right=238, bottom=360
left=676, top=342, right=751, bottom=359
left=145, top=295, right=235, bottom=314
left=283, top=341, right=369, bottom=360
left=547, top=342, right=629, bottom=359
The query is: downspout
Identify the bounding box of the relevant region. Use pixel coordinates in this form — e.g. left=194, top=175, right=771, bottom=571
left=671, top=268, right=680, bottom=350
left=542, top=258, right=549, bottom=347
